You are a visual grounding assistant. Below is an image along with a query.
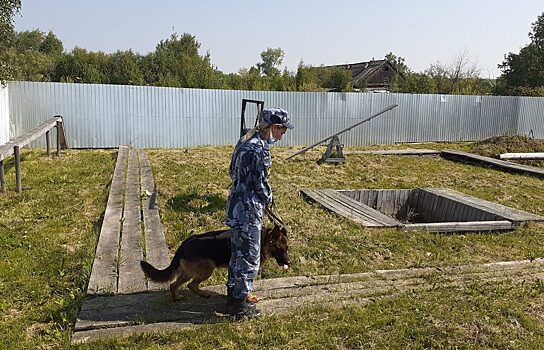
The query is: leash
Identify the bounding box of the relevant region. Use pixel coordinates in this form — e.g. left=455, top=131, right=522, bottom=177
left=264, top=202, right=289, bottom=231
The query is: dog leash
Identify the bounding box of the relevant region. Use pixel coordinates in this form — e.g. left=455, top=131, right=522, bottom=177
left=264, top=202, right=289, bottom=231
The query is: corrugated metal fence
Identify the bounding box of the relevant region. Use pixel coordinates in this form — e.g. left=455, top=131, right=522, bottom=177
left=3, top=81, right=544, bottom=148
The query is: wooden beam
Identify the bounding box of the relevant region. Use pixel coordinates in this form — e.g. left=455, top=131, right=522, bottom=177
left=87, top=147, right=129, bottom=295
left=441, top=149, right=544, bottom=179
left=404, top=220, right=514, bottom=233
left=14, top=146, right=21, bottom=193
left=117, top=148, right=147, bottom=294
left=0, top=160, right=5, bottom=193
left=499, top=152, right=544, bottom=160
left=139, top=150, right=170, bottom=292
left=286, top=104, right=398, bottom=160
left=0, top=116, right=65, bottom=161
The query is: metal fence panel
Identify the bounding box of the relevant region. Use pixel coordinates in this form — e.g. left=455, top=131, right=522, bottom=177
left=517, top=96, right=544, bottom=139
left=0, top=86, right=9, bottom=145
left=6, top=81, right=544, bottom=148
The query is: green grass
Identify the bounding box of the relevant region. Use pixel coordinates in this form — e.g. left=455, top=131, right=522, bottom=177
left=1, top=145, right=544, bottom=349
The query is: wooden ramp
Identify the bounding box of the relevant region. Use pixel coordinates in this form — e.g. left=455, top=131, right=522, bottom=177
left=86, top=146, right=169, bottom=296
left=300, top=189, right=400, bottom=227
left=441, top=149, right=544, bottom=179
left=74, top=147, right=171, bottom=341
left=72, top=258, right=544, bottom=343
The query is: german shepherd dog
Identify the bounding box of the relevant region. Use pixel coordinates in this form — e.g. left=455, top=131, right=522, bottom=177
left=140, top=224, right=290, bottom=300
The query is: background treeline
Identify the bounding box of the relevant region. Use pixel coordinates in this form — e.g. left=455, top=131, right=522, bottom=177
left=1, top=8, right=544, bottom=96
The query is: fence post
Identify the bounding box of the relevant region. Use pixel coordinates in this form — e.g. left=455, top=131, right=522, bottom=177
left=56, top=121, right=61, bottom=157
left=46, top=130, right=51, bottom=156
left=0, top=160, right=5, bottom=193
left=14, top=146, right=21, bottom=192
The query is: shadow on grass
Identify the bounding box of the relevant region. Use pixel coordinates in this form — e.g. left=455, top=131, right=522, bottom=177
left=167, top=193, right=226, bottom=214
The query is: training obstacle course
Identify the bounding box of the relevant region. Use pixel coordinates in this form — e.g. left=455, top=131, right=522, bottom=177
left=301, top=188, right=544, bottom=233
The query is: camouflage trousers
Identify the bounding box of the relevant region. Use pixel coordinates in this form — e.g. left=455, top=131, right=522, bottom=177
left=227, top=222, right=262, bottom=300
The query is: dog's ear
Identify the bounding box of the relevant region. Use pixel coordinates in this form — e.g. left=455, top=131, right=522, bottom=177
left=270, top=224, right=281, bottom=239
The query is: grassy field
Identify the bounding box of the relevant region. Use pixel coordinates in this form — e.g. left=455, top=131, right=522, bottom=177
left=1, top=143, right=544, bottom=349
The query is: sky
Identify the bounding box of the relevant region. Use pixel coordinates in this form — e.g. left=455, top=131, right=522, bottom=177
left=13, top=0, right=544, bottom=79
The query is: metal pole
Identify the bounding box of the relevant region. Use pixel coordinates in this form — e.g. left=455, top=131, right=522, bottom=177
left=56, top=121, right=61, bottom=157
left=46, top=130, right=51, bottom=156
left=286, top=104, right=398, bottom=160
left=0, top=160, right=5, bottom=193
left=14, top=146, right=21, bottom=193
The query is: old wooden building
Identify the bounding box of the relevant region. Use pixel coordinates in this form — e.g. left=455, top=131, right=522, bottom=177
left=325, top=59, right=403, bottom=91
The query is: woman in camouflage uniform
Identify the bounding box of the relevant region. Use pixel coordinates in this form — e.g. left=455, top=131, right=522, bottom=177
left=226, top=107, right=294, bottom=319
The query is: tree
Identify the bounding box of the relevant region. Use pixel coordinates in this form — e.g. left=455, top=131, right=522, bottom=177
left=497, top=12, right=544, bottom=96
left=2, top=29, right=63, bottom=81
left=39, top=31, right=63, bottom=55
left=145, top=32, right=226, bottom=88
left=295, top=60, right=320, bottom=91
left=107, top=50, right=144, bottom=85
left=256, top=47, right=284, bottom=76
left=53, top=47, right=110, bottom=83
left=385, top=52, right=410, bottom=76
left=0, top=0, right=22, bottom=82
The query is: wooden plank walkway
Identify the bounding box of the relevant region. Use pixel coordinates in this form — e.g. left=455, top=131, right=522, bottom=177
left=441, top=149, right=544, bottom=179
left=300, top=189, right=401, bottom=227
left=86, top=146, right=169, bottom=295
left=346, top=149, right=440, bottom=156
left=72, top=257, right=544, bottom=343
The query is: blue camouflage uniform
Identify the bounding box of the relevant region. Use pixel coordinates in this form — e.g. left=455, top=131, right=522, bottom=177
left=226, top=132, right=272, bottom=300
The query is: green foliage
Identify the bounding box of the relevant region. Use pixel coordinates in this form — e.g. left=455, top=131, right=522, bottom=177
left=385, top=52, right=409, bottom=76
left=53, top=48, right=110, bottom=83
left=146, top=32, right=226, bottom=89
left=256, top=47, right=284, bottom=77
left=496, top=12, right=544, bottom=95
left=313, top=66, right=353, bottom=91
left=1, top=30, right=63, bottom=81
left=107, top=50, right=144, bottom=85
left=295, top=61, right=320, bottom=91
left=0, top=0, right=21, bottom=82
left=39, top=31, right=63, bottom=55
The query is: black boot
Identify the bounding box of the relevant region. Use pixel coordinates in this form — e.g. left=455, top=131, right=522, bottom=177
left=229, top=297, right=261, bottom=319
left=226, top=287, right=235, bottom=312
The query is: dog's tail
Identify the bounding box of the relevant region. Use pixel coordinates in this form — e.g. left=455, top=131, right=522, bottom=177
left=140, top=260, right=177, bottom=283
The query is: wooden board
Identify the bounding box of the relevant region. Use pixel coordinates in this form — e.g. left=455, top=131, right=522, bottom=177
left=441, top=149, right=544, bottom=179
left=87, top=147, right=128, bottom=295
left=404, top=220, right=514, bottom=232
left=301, top=189, right=400, bottom=227
left=423, top=188, right=544, bottom=224
left=0, top=116, right=64, bottom=160
left=499, top=152, right=544, bottom=160
left=139, top=151, right=170, bottom=291
left=117, top=148, right=147, bottom=294
left=347, top=149, right=440, bottom=156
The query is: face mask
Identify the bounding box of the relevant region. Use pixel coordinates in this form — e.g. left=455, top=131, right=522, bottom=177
left=267, top=138, right=276, bottom=145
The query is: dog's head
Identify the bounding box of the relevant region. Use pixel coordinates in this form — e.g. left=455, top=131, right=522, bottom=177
left=262, top=224, right=290, bottom=269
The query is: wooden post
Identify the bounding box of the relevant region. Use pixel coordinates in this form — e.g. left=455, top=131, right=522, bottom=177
left=0, top=160, right=5, bottom=193
left=56, top=121, right=61, bottom=157
left=46, top=130, right=51, bottom=156
left=14, top=146, right=21, bottom=193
